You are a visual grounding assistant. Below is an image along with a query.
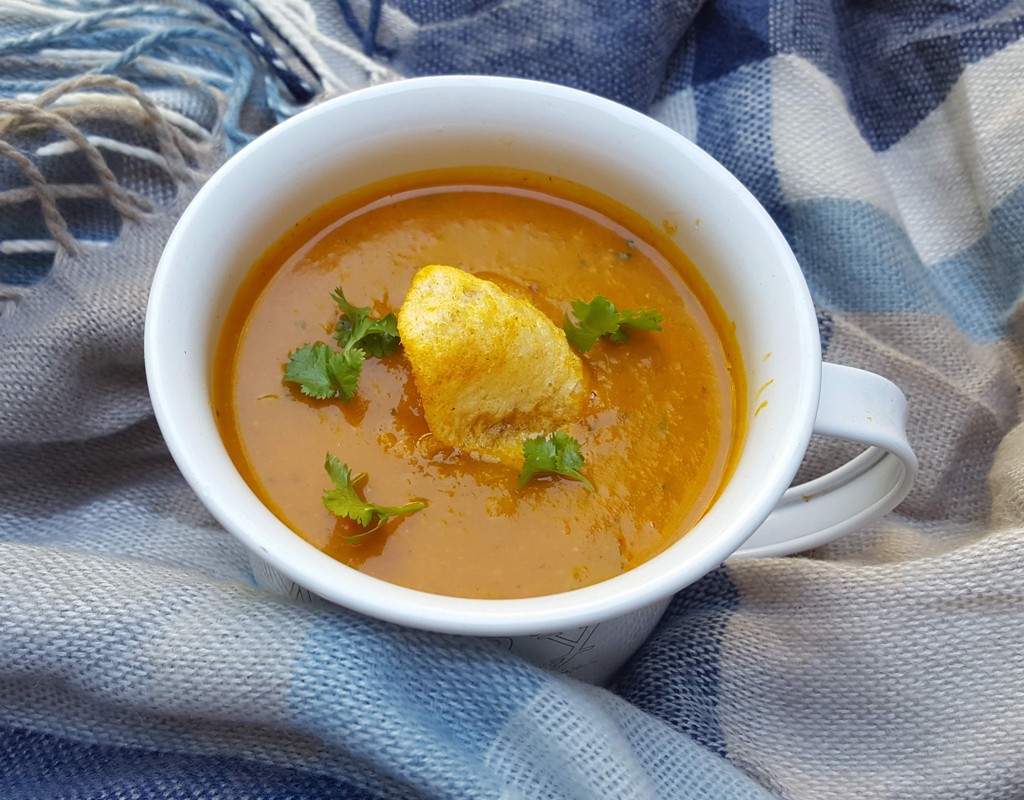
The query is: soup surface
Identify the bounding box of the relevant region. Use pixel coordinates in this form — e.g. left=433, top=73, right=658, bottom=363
left=213, top=167, right=743, bottom=599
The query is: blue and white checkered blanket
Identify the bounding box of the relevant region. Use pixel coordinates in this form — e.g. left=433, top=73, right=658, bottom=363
left=2, top=1, right=1023, bottom=797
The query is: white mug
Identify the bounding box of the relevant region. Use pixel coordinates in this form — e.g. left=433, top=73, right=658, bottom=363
left=145, top=76, right=917, bottom=685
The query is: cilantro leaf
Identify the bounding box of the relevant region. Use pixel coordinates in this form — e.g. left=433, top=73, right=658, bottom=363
left=332, top=288, right=400, bottom=357
left=322, top=454, right=425, bottom=538
left=284, top=342, right=365, bottom=401
left=284, top=287, right=400, bottom=402
left=518, top=431, right=595, bottom=491
left=326, top=346, right=365, bottom=401
left=562, top=295, right=663, bottom=352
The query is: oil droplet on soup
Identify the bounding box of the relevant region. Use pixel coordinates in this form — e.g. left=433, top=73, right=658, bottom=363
left=212, top=167, right=744, bottom=600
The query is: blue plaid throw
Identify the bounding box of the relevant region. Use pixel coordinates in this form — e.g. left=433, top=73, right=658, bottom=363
left=2, top=1, right=1023, bottom=798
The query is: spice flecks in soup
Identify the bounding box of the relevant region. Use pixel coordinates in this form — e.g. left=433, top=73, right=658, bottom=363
left=213, top=168, right=742, bottom=599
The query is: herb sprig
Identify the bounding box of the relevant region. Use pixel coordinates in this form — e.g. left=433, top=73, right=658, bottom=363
left=322, top=454, right=425, bottom=538
left=284, top=288, right=400, bottom=401
left=518, top=431, right=594, bottom=491
left=563, top=295, right=663, bottom=353
left=331, top=288, right=401, bottom=357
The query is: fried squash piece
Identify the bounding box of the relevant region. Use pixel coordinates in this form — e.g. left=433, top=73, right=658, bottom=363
left=398, top=264, right=586, bottom=466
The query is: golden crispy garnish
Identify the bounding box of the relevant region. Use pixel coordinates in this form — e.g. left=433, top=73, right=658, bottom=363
left=398, top=264, right=586, bottom=466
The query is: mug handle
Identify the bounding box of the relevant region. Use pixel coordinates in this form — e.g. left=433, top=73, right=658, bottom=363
left=730, top=363, right=918, bottom=559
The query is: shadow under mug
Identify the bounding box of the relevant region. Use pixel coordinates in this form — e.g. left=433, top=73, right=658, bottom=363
left=145, top=76, right=918, bottom=685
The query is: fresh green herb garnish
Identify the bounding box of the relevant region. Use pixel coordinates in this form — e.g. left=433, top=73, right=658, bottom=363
left=562, top=295, right=663, bottom=353
left=518, top=431, right=594, bottom=491
left=331, top=288, right=400, bottom=357
left=284, top=287, right=399, bottom=401
left=284, top=342, right=364, bottom=400
left=322, top=454, right=425, bottom=538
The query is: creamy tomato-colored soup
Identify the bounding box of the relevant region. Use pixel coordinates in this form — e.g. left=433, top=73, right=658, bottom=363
left=213, top=167, right=743, bottom=599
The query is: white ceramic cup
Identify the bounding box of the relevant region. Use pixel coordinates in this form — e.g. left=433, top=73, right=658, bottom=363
left=145, top=76, right=917, bottom=685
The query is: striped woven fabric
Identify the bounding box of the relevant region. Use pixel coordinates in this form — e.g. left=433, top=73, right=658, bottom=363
left=1, top=1, right=1022, bottom=798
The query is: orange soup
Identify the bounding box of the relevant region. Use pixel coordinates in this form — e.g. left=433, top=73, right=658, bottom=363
left=213, top=167, right=744, bottom=599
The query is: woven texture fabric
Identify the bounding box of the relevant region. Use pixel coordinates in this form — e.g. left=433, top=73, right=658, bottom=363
left=2, top=1, right=1023, bottom=798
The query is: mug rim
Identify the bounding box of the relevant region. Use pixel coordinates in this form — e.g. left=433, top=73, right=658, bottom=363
left=145, top=75, right=820, bottom=636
